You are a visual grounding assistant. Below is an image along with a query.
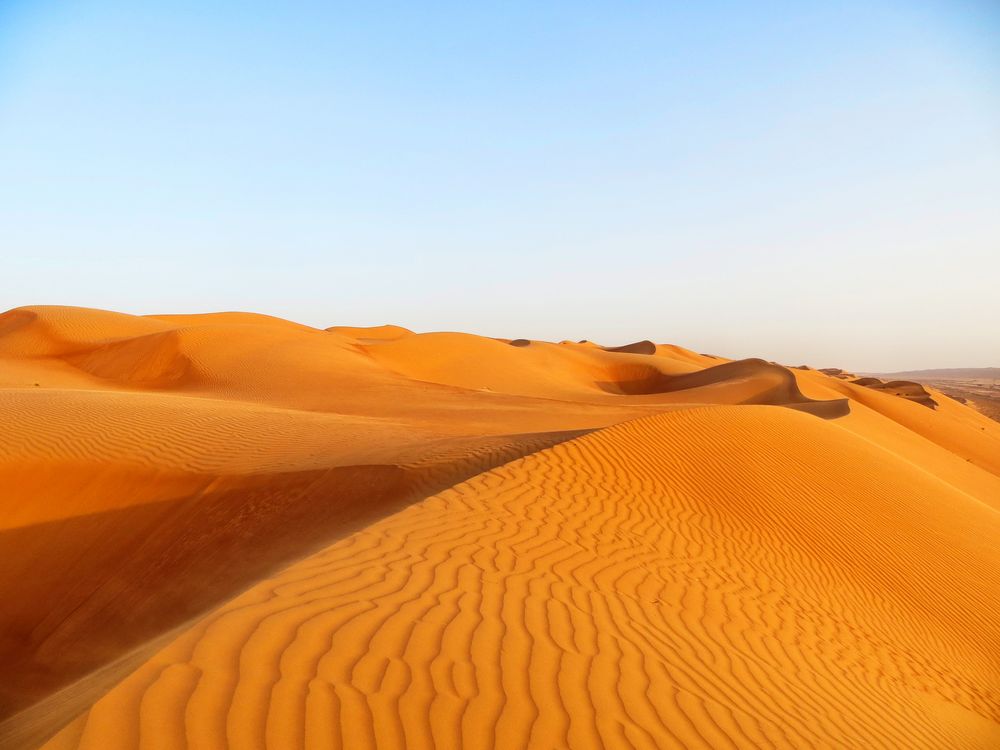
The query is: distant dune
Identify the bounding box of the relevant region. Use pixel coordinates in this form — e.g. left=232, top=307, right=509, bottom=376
left=868, top=367, right=1000, bottom=380
left=1, top=306, right=998, bottom=749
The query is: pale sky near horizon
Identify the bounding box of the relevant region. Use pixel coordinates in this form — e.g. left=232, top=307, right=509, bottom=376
left=2, top=1, right=998, bottom=372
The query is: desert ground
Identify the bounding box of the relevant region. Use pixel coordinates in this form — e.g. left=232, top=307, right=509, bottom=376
left=1, top=305, right=998, bottom=749
left=933, top=380, right=1000, bottom=422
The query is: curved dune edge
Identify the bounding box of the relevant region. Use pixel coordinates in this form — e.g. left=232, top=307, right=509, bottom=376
left=602, top=339, right=657, bottom=355
left=36, top=405, right=1000, bottom=750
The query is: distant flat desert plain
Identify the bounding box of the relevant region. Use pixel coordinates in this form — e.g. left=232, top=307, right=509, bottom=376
left=0, top=305, right=998, bottom=749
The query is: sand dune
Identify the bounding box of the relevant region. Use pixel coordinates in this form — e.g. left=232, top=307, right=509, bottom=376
left=850, top=376, right=938, bottom=409
left=1, top=305, right=998, bottom=748
left=35, top=407, right=1000, bottom=749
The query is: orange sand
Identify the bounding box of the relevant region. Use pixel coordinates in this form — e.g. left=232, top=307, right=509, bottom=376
left=1, top=305, right=997, bottom=748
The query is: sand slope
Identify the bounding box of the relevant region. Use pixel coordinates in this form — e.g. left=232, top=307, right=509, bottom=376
left=1, top=305, right=998, bottom=748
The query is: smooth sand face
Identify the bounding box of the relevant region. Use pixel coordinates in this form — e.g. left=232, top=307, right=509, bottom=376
left=1, top=306, right=998, bottom=748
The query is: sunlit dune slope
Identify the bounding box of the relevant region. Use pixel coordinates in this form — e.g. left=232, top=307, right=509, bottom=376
left=40, top=406, right=1000, bottom=749
left=1, top=305, right=999, bottom=748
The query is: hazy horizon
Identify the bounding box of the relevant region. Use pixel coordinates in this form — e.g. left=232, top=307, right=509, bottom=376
left=3, top=1, right=999, bottom=372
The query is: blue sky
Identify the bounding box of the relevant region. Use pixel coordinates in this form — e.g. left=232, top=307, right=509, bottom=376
left=2, top=1, right=998, bottom=370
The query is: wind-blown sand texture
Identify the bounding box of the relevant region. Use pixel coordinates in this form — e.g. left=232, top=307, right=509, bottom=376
left=1, top=306, right=998, bottom=749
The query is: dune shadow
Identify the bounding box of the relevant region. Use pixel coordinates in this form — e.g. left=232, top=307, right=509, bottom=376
left=603, top=340, right=657, bottom=355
